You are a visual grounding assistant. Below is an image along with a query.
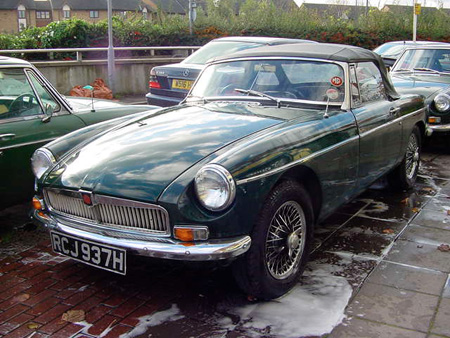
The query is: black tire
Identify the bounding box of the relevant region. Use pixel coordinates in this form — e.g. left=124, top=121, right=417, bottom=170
left=388, top=125, right=421, bottom=190
left=232, top=180, right=314, bottom=300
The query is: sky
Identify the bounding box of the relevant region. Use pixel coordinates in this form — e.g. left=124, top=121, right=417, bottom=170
left=294, top=0, right=450, bottom=9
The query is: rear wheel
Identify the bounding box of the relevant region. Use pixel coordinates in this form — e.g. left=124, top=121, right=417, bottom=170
left=232, top=180, right=314, bottom=300
left=388, top=126, right=421, bottom=190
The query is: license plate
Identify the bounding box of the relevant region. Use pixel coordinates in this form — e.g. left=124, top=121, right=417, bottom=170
left=172, top=79, right=193, bottom=90
left=50, top=231, right=126, bottom=275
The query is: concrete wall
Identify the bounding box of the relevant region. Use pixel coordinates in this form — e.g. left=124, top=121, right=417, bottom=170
left=33, top=58, right=184, bottom=96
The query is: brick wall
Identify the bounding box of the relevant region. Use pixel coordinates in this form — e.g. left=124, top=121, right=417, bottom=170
left=0, top=10, right=19, bottom=34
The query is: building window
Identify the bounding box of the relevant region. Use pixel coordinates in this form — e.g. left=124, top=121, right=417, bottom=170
left=63, top=5, right=70, bottom=18
left=90, top=10, right=99, bottom=18
left=36, top=11, right=50, bottom=19
left=18, top=10, right=26, bottom=18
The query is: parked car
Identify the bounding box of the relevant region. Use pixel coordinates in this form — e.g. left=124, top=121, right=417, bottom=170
left=389, top=45, right=450, bottom=134
left=0, top=56, right=160, bottom=208
left=373, top=40, right=448, bottom=67
left=145, top=36, right=314, bottom=107
left=32, top=43, right=425, bottom=299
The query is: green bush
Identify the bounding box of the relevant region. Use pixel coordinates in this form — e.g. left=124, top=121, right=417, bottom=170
left=0, top=1, right=448, bottom=59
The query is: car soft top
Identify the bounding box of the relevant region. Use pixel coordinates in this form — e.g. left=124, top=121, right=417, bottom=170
left=210, top=42, right=400, bottom=100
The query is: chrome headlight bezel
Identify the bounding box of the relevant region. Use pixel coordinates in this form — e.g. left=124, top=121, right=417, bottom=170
left=434, top=93, right=450, bottom=113
left=194, top=164, right=236, bottom=212
left=31, top=148, right=56, bottom=179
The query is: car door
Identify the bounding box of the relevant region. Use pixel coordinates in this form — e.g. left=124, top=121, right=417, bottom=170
left=0, top=67, right=86, bottom=207
left=350, top=62, right=403, bottom=189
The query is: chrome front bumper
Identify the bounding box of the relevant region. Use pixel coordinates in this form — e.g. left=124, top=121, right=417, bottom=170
left=428, top=124, right=450, bottom=132
left=33, top=210, right=251, bottom=261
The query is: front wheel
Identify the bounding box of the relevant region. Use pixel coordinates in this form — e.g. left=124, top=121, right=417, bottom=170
left=232, top=180, right=314, bottom=300
left=388, top=126, right=422, bottom=190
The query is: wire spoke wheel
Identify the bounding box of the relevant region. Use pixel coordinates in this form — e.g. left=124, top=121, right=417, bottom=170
left=405, top=132, right=420, bottom=180
left=265, top=200, right=306, bottom=280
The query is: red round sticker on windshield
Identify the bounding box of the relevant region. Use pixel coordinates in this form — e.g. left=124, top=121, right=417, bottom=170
left=331, top=76, right=343, bottom=87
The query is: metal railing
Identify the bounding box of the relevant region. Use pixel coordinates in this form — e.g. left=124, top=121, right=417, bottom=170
left=0, top=46, right=201, bottom=62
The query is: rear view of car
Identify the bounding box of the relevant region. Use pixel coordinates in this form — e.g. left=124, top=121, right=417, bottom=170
left=145, top=36, right=313, bottom=107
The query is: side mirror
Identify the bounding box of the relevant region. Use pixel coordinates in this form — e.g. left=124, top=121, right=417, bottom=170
left=42, top=104, right=55, bottom=123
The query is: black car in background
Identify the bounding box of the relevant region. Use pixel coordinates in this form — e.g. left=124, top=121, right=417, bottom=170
left=145, top=36, right=314, bottom=107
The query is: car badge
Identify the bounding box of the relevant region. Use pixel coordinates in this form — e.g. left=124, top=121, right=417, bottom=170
left=81, top=192, right=93, bottom=206
left=183, top=69, right=190, bottom=77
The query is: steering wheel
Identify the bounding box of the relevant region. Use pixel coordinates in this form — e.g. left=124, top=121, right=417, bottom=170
left=9, top=94, right=37, bottom=115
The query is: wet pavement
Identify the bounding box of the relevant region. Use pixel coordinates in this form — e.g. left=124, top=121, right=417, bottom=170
left=0, top=138, right=450, bottom=338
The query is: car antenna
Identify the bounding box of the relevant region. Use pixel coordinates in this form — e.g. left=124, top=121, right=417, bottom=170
left=83, top=85, right=95, bottom=112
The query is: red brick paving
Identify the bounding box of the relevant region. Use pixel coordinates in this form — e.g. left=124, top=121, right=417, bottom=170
left=87, top=314, right=121, bottom=336
left=0, top=242, right=173, bottom=337
left=0, top=313, right=34, bottom=335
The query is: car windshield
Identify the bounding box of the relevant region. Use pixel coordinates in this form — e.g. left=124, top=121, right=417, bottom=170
left=374, top=44, right=410, bottom=58
left=182, top=41, right=264, bottom=65
left=189, top=59, right=345, bottom=104
left=392, top=48, right=450, bottom=73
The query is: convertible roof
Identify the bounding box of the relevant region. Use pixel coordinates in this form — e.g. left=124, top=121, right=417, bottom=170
left=211, top=43, right=400, bottom=100
left=213, top=43, right=380, bottom=64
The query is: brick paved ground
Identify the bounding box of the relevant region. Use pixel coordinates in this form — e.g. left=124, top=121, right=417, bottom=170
left=0, top=140, right=449, bottom=338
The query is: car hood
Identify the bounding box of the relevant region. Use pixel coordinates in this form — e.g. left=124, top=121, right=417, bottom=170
left=390, top=73, right=450, bottom=98
left=66, top=96, right=126, bottom=112
left=44, top=103, right=284, bottom=202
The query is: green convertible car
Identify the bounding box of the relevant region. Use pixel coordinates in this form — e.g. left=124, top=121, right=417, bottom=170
left=32, top=43, right=426, bottom=299
left=0, top=56, right=159, bottom=207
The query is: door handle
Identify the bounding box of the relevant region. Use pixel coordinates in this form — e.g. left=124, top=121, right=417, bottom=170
left=0, top=133, right=16, bottom=141
left=389, top=107, right=401, bottom=115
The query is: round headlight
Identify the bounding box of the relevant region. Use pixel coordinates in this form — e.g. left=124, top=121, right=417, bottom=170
left=194, top=164, right=236, bottom=212
left=31, top=148, right=56, bottom=179
left=434, top=93, right=450, bottom=112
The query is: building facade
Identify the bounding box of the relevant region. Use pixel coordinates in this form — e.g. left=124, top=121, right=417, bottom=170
left=0, top=0, right=153, bottom=34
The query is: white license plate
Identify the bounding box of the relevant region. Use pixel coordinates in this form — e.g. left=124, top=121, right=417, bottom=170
left=50, top=231, right=126, bottom=275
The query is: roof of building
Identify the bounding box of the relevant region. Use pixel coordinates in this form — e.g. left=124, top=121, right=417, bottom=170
left=299, top=3, right=372, bottom=20
left=0, top=0, right=146, bottom=11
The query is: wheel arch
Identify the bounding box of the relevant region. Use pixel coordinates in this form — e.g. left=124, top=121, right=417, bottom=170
left=415, top=120, right=426, bottom=142
left=275, top=165, right=322, bottom=224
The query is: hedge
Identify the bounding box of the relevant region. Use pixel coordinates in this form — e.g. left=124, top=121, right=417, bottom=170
left=0, top=0, right=449, bottom=60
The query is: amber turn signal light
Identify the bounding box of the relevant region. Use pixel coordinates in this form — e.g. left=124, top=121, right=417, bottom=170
left=174, top=226, right=209, bottom=242
left=32, top=197, right=43, bottom=210
left=175, top=228, right=194, bottom=242
left=428, top=116, right=441, bottom=124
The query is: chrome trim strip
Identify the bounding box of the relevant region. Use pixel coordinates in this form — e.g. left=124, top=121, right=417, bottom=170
left=34, top=210, right=251, bottom=261
left=0, top=137, right=56, bottom=151
left=235, top=134, right=360, bottom=185
left=358, top=107, right=426, bottom=139
left=235, top=107, right=425, bottom=185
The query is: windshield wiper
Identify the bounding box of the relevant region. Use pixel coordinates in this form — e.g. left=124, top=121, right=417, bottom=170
left=393, top=68, right=413, bottom=72
left=412, top=67, right=441, bottom=74
left=234, top=88, right=283, bottom=107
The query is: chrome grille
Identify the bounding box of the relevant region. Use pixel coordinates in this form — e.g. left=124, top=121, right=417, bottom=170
left=44, top=189, right=170, bottom=236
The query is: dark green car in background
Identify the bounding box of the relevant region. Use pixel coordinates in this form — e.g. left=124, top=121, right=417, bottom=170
left=32, top=43, right=425, bottom=299
left=389, top=45, right=450, bottom=134
left=0, top=56, right=159, bottom=208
